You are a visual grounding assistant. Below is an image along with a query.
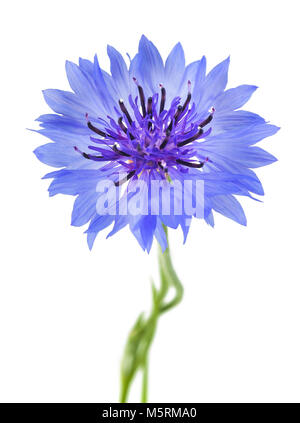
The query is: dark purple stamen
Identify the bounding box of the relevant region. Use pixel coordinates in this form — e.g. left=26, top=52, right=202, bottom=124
left=159, top=84, right=166, bottom=114
left=118, top=117, right=127, bottom=134
left=147, top=97, right=153, bottom=130
left=87, top=120, right=107, bottom=137
left=118, top=117, right=135, bottom=140
left=119, top=100, right=133, bottom=125
left=176, top=158, right=205, bottom=168
left=199, top=113, right=213, bottom=128
left=174, top=105, right=183, bottom=124
left=159, top=129, right=171, bottom=150
left=177, top=127, right=204, bottom=147
left=112, top=144, right=131, bottom=157
left=147, top=97, right=153, bottom=116
left=182, top=92, right=191, bottom=113
left=74, top=146, right=104, bottom=161
left=133, top=78, right=147, bottom=117
left=115, top=170, right=136, bottom=187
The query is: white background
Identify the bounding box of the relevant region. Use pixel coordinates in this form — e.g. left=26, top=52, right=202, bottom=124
left=0, top=0, right=299, bottom=403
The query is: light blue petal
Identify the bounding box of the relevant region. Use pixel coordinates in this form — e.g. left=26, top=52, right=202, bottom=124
left=42, top=89, right=96, bottom=119
left=178, top=57, right=206, bottom=101
left=137, top=35, right=164, bottom=92
left=205, top=211, right=215, bottom=227
left=106, top=215, right=128, bottom=238
left=129, top=217, right=146, bottom=251
left=45, top=169, right=102, bottom=196
left=36, top=114, right=89, bottom=135
left=231, top=146, right=277, bottom=168
left=34, top=143, right=78, bottom=167
left=93, top=55, right=116, bottom=115
left=71, top=191, right=98, bottom=227
left=240, top=124, right=280, bottom=146
left=214, top=85, right=258, bottom=112
left=86, top=214, right=114, bottom=233
left=210, top=194, right=247, bottom=226
left=164, top=43, right=185, bottom=97
left=154, top=220, right=168, bottom=252
left=201, top=123, right=280, bottom=147
left=78, top=58, right=94, bottom=76
left=107, top=45, right=130, bottom=100
left=66, top=60, right=110, bottom=115
left=65, top=61, right=93, bottom=98
left=87, top=232, right=98, bottom=250
left=202, top=154, right=265, bottom=196
left=212, top=110, right=265, bottom=134
left=86, top=214, right=115, bottom=250
left=197, top=56, right=230, bottom=110
left=139, top=215, right=157, bottom=253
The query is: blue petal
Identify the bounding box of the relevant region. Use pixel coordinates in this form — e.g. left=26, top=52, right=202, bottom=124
left=86, top=214, right=115, bottom=250
left=93, top=55, right=117, bottom=115
left=240, top=124, right=280, bottom=146
left=180, top=219, right=191, bottom=243
left=205, top=211, right=215, bottom=227
left=87, top=232, right=98, bottom=250
left=212, top=111, right=265, bottom=134
left=201, top=123, right=280, bottom=149
left=86, top=214, right=114, bottom=233
left=201, top=142, right=277, bottom=168
left=42, top=89, right=96, bottom=119
left=78, top=57, right=94, bottom=76
left=164, top=43, right=185, bottom=97
left=210, top=194, right=247, bottom=226
left=129, top=217, right=146, bottom=251
left=36, top=114, right=89, bottom=135
left=34, top=143, right=78, bottom=167
left=44, top=169, right=102, bottom=196
left=204, top=155, right=265, bottom=196
left=139, top=215, right=157, bottom=253
left=66, top=61, right=109, bottom=114
left=107, top=45, right=130, bottom=100
left=106, top=215, right=128, bottom=238
left=214, top=85, right=258, bottom=112
left=178, top=57, right=206, bottom=101
left=154, top=220, right=168, bottom=252
left=137, top=35, right=164, bottom=92
left=198, top=56, right=230, bottom=109
left=65, top=61, right=93, bottom=99
left=71, top=191, right=98, bottom=227
left=231, top=146, right=277, bottom=168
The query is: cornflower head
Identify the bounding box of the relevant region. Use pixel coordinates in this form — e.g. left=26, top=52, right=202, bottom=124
left=34, top=36, right=279, bottom=252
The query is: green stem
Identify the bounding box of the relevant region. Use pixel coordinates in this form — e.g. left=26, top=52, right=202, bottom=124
left=141, top=359, right=148, bottom=403
left=119, top=226, right=183, bottom=403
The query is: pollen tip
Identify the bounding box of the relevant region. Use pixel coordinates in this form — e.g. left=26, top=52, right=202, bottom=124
left=85, top=113, right=89, bottom=120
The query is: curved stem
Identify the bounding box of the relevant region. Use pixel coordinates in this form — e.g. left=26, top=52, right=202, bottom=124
left=119, top=226, right=183, bottom=403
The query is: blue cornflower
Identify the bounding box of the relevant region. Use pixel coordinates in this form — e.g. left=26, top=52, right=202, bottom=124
left=33, top=35, right=279, bottom=252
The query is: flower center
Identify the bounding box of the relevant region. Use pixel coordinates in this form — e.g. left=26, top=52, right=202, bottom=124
left=74, top=79, right=213, bottom=186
